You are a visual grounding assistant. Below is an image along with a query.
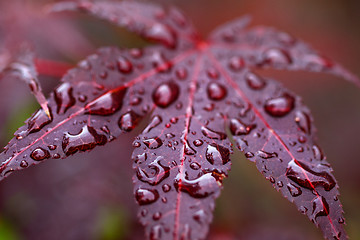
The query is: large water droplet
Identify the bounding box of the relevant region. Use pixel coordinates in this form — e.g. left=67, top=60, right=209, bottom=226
left=117, top=56, right=133, bottom=73
left=27, top=108, right=53, bottom=134
left=286, top=160, right=336, bottom=191
left=201, top=127, right=226, bottom=140
left=135, top=188, right=159, bottom=205
left=136, top=157, right=170, bottom=185
left=54, top=82, right=76, bottom=114
left=229, top=118, right=256, bottom=135
left=287, top=183, right=302, bottom=197
left=152, top=82, right=179, bottom=108
left=263, top=48, right=292, bottom=67
left=143, top=115, right=162, bottom=134
left=62, top=125, right=107, bottom=156
left=311, top=196, right=329, bottom=221
left=174, top=172, right=220, bottom=198
left=119, top=111, right=141, bottom=132
left=206, top=144, right=230, bottom=165
left=143, top=137, right=163, bottom=149
left=86, top=88, right=127, bottom=115
left=245, top=72, right=266, bottom=90
left=264, top=93, right=295, bottom=117
left=295, top=111, right=311, bottom=134
left=207, top=82, right=227, bottom=101
left=145, top=23, right=176, bottom=48
left=30, top=147, right=50, bottom=161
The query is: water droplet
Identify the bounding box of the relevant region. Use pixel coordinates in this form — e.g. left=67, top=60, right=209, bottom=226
left=176, top=67, right=187, bottom=80
left=257, top=150, right=278, bottom=159
left=149, top=225, right=162, bottom=240
left=287, top=183, right=302, bottom=197
left=162, top=184, right=171, bottom=192
left=245, top=72, right=266, bottom=90
left=117, top=56, right=133, bottom=73
left=20, top=160, right=28, bottom=168
left=201, top=126, right=226, bottom=140
left=312, top=145, right=324, bottom=160
left=133, top=141, right=141, bottom=148
left=135, top=188, right=159, bottom=205
left=152, top=82, right=179, bottom=108
left=299, top=206, right=308, bottom=214
left=229, top=118, right=256, bottom=135
left=286, top=160, right=336, bottom=191
left=174, top=172, right=220, bottom=198
left=62, top=125, right=107, bottom=156
left=130, top=96, right=142, bottom=106
left=143, top=137, right=163, bottom=149
left=119, top=111, right=141, bottom=132
left=27, top=108, right=53, bottom=134
left=190, top=162, right=201, bottom=170
left=142, top=115, right=162, bottom=134
left=263, top=48, right=292, bottom=67
left=130, top=48, right=143, bottom=58
left=304, top=55, right=333, bottom=70
left=338, top=217, right=345, bottom=224
left=134, top=153, right=147, bottom=164
left=141, top=209, right=148, bottom=217
left=295, top=111, right=311, bottom=134
left=54, top=83, right=76, bottom=114
left=151, top=52, right=172, bottom=71
left=207, top=82, right=227, bottom=101
left=99, top=71, right=108, bottom=79
left=53, top=154, right=60, bottom=159
left=150, top=213, right=162, bottom=223
left=203, top=103, right=215, bottom=112
left=228, top=56, right=244, bottom=71
left=30, top=147, right=50, bottom=161
left=311, top=196, right=329, bottom=221
left=207, top=68, right=219, bottom=79
left=193, top=209, right=206, bottom=224
left=136, top=157, right=169, bottom=185
left=193, top=139, right=203, bottom=147
left=277, top=181, right=283, bottom=187
left=264, top=93, right=295, bottom=117
left=184, top=141, right=196, bottom=155
left=145, top=23, right=176, bottom=48
left=206, top=144, right=230, bottom=165
left=245, top=152, right=254, bottom=158
left=165, top=133, right=175, bottom=139
left=86, top=88, right=127, bottom=115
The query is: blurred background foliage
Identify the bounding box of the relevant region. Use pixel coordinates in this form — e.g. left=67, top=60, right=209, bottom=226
left=0, top=0, right=359, bottom=239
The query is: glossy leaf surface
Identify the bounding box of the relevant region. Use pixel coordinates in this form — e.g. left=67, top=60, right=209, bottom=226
left=1, top=1, right=359, bottom=240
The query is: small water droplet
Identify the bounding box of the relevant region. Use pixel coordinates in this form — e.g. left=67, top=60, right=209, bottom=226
left=287, top=183, right=302, bottom=197
left=257, top=150, right=278, bottom=159
left=263, top=48, right=292, bottom=67
left=176, top=67, right=187, bottom=80
left=264, top=93, right=295, bottom=117
left=136, top=157, right=169, bottom=185
left=162, top=184, right=171, bottom=192
left=295, top=111, right=311, bottom=134
left=30, top=147, right=50, bottom=161
left=133, top=141, right=141, bottom=148
left=206, top=144, right=230, bottom=165
left=245, top=72, right=266, bottom=90
left=304, top=55, right=333, bottom=70
left=48, top=145, right=57, bottom=150
left=117, top=56, right=133, bottom=73
left=207, top=68, right=219, bottom=79
left=190, top=162, right=201, bottom=170
left=201, top=126, right=226, bottom=140
left=193, top=139, right=203, bottom=147
left=99, top=71, right=108, bottom=79
left=145, top=23, right=176, bottom=48
left=151, top=51, right=172, bottom=71
left=143, top=137, right=163, bottom=149
left=130, top=48, right=143, bottom=58
left=53, top=153, right=60, bottom=159
left=193, top=209, right=207, bottom=224
left=130, top=96, right=142, bottom=106
left=142, top=115, right=162, bottom=134
left=153, top=212, right=162, bottom=221
left=312, top=145, right=324, bottom=160
left=245, top=152, right=254, bottom=158
left=228, top=56, right=244, bottom=71
left=152, top=82, right=179, bottom=108
left=165, top=133, right=175, bottom=139
left=119, top=111, right=141, bottom=132
left=135, top=188, right=159, bottom=205
left=134, top=153, right=147, bottom=164
left=207, top=82, right=227, bottom=101
left=20, top=160, right=28, bottom=168
left=229, top=118, right=256, bottom=135
left=184, top=141, right=196, bottom=155
left=277, top=181, right=283, bottom=187
left=150, top=225, right=162, bottom=240
left=27, top=108, right=53, bottom=134
left=86, top=89, right=127, bottom=115
left=174, top=172, right=220, bottom=198
left=286, top=160, right=336, bottom=191
left=299, top=206, right=308, bottom=214
left=338, top=217, right=345, bottom=224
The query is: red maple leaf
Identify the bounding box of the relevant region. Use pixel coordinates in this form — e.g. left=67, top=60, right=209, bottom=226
left=1, top=1, right=358, bottom=239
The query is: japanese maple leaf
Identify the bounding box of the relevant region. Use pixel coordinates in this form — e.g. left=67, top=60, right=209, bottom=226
left=1, top=1, right=359, bottom=240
